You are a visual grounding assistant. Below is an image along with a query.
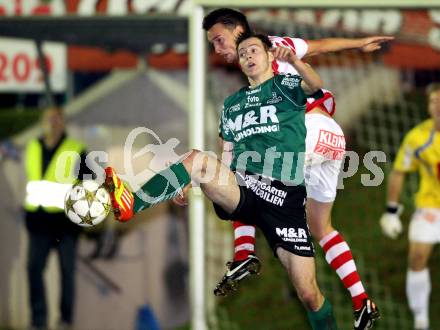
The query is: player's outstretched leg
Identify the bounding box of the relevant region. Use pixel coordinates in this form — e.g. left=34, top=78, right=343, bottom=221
left=105, top=149, right=240, bottom=222
left=105, top=155, right=193, bottom=221
left=104, top=161, right=191, bottom=221
left=214, top=221, right=260, bottom=296
left=306, top=198, right=379, bottom=329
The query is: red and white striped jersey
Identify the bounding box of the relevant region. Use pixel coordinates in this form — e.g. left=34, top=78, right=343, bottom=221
left=269, top=35, right=336, bottom=116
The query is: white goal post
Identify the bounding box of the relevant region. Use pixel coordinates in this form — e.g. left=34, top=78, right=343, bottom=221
left=188, top=1, right=438, bottom=329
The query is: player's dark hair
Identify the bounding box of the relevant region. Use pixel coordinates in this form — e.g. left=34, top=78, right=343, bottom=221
left=202, top=8, right=251, bottom=34
left=236, top=32, right=272, bottom=51
left=426, top=83, right=440, bottom=96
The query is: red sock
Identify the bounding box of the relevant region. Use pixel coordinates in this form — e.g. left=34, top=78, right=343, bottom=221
left=233, top=221, right=256, bottom=261
left=319, top=230, right=368, bottom=310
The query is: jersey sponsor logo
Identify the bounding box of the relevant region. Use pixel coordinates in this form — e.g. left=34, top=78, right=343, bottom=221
left=235, top=125, right=279, bottom=142
left=294, top=245, right=311, bottom=251
left=314, top=129, right=345, bottom=160
left=281, top=76, right=301, bottom=89
left=276, top=227, right=308, bottom=243
left=245, top=103, right=261, bottom=108
left=246, top=86, right=261, bottom=95
left=266, top=92, right=283, bottom=105
left=245, top=174, right=287, bottom=206
left=225, top=105, right=280, bottom=142
left=227, top=103, right=241, bottom=113
left=245, top=95, right=261, bottom=108
left=247, top=95, right=260, bottom=103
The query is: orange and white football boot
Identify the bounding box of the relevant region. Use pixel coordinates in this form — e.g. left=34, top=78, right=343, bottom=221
left=104, top=167, right=134, bottom=222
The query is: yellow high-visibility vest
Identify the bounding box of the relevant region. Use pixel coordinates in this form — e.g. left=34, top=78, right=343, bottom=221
left=24, top=137, right=85, bottom=213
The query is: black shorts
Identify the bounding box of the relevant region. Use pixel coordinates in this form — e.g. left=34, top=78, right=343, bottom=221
left=213, top=172, right=315, bottom=257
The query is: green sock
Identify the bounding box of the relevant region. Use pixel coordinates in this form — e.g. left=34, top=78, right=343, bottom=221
left=306, top=299, right=338, bottom=330
left=133, top=162, right=191, bottom=213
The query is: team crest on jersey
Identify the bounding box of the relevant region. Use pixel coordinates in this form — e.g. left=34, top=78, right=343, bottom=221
left=281, top=75, right=300, bottom=89
left=266, top=92, right=283, bottom=105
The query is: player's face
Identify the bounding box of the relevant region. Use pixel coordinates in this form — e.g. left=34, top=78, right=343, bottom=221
left=237, top=38, right=273, bottom=80
left=207, top=23, right=243, bottom=63
left=428, top=90, right=440, bottom=120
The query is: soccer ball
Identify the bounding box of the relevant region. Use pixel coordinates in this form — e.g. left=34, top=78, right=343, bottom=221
left=64, top=180, right=111, bottom=227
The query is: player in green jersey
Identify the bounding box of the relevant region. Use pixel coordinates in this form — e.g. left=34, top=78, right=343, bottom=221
left=105, top=32, right=337, bottom=329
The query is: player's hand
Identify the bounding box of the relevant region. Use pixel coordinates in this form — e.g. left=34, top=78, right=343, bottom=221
left=271, top=46, right=298, bottom=63
left=172, top=184, right=191, bottom=207
left=360, top=36, right=394, bottom=52
left=380, top=212, right=402, bottom=239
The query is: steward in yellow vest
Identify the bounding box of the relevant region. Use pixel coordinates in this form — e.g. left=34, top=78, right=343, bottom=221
left=24, top=137, right=84, bottom=213
left=24, top=107, right=90, bottom=329
left=23, top=107, right=89, bottom=233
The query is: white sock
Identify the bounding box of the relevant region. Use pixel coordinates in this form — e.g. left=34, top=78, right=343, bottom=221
left=406, top=268, right=431, bottom=329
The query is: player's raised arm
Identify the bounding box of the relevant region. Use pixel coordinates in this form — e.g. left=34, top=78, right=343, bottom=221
left=277, top=48, right=322, bottom=95
left=305, top=36, right=394, bottom=57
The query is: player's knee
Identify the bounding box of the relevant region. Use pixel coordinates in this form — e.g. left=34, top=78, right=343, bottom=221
left=184, top=149, right=202, bottom=162
left=308, top=224, right=324, bottom=240
left=307, top=214, right=330, bottom=239
left=296, top=286, right=321, bottom=310
left=293, top=276, right=321, bottom=308
left=184, top=149, right=215, bottom=181
left=306, top=201, right=333, bottom=240
left=309, top=222, right=333, bottom=241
